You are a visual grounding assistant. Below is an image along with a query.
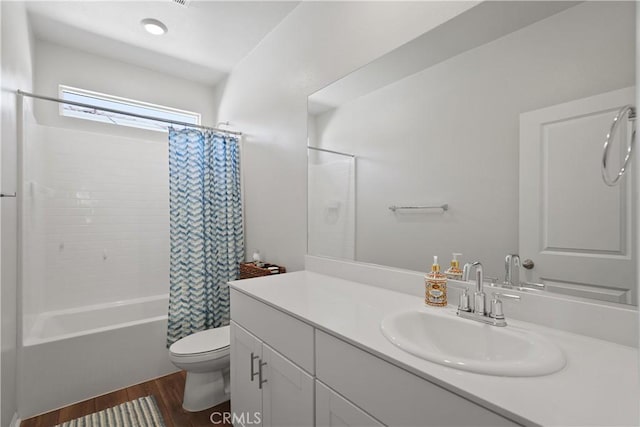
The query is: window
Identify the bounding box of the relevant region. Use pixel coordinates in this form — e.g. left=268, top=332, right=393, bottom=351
left=59, top=85, right=201, bottom=132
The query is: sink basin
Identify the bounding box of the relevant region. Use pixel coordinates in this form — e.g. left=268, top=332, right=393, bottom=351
left=380, top=309, right=565, bottom=377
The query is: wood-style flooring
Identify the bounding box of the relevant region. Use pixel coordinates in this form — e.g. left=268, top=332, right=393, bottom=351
left=20, top=371, right=231, bottom=427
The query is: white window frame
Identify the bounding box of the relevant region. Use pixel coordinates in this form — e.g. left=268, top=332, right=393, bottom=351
left=58, top=85, right=201, bottom=132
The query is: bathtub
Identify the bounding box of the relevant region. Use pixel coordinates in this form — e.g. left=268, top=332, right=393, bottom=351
left=19, top=294, right=178, bottom=418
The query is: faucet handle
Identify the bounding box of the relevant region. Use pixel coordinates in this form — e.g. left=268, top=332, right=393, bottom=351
left=458, top=288, right=471, bottom=312
left=490, top=291, right=521, bottom=320
left=492, top=292, right=521, bottom=301
left=490, top=298, right=505, bottom=320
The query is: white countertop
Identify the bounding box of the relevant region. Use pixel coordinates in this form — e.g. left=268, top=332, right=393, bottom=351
left=229, top=271, right=639, bottom=427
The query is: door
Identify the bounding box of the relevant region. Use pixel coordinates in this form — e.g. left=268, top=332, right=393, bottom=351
left=316, top=381, right=383, bottom=427
left=261, top=344, right=314, bottom=427
left=230, top=321, right=263, bottom=427
left=519, top=87, right=636, bottom=304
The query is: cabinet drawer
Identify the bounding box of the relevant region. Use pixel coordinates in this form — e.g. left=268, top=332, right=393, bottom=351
left=316, top=331, right=519, bottom=427
left=316, top=381, right=383, bottom=427
left=231, top=288, right=314, bottom=373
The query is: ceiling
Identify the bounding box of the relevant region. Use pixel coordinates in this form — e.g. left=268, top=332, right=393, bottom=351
left=27, top=1, right=299, bottom=86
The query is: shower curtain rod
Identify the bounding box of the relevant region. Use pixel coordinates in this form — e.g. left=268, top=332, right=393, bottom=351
left=307, top=146, right=355, bottom=158
left=16, top=90, right=242, bottom=136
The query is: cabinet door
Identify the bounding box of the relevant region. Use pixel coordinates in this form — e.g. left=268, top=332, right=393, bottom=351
left=261, top=344, right=314, bottom=427
left=316, top=381, right=383, bottom=427
left=230, top=321, right=263, bottom=427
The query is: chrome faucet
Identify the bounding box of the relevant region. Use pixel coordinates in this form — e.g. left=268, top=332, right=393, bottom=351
left=462, top=262, right=472, bottom=281
left=457, top=261, right=508, bottom=327
left=503, top=254, right=521, bottom=288
left=471, top=261, right=485, bottom=315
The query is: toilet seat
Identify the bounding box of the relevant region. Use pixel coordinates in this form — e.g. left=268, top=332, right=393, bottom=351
left=169, top=326, right=230, bottom=363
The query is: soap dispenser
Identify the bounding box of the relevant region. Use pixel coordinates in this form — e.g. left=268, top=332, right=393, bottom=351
left=425, top=256, right=447, bottom=307
left=445, top=253, right=463, bottom=280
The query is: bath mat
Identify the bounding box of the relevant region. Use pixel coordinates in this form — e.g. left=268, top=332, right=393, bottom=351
left=55, top=396, right=166, bottom=427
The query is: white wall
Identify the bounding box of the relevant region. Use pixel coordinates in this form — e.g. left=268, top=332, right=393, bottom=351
left=0, top=2, right=33, bottom=426
left=218, top=1, right=478, bottom=272
left=310, top=2, right=635, bottom=278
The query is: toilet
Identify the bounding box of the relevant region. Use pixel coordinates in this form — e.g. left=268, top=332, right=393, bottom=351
left=169, top=325, right=230, bottom=412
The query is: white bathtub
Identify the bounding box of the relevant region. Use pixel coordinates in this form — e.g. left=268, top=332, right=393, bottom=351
left=19, top=294, right=178, bottom=418
left=25, top=295, right=169, bottom=345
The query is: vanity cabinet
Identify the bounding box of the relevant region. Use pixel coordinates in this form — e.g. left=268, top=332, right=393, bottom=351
left=230, top=321, right=314, bottom=427
left=230, top=289, right=315, bottom=427
left=230, top=287, right=520, bottom=427
left=315, top=331, right=517, bottom=427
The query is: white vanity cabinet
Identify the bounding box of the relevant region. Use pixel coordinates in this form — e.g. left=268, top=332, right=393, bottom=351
left=230, top=287, right=520, bottom=427
left=230, top=289, right=315, bottom=427
left=230, top=322, right=314, bottom=427
left=315, top=331, right=518, bottom=427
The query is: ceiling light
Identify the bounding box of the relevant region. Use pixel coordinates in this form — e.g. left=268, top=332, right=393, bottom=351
left=141, top=19, right=168, bottom=36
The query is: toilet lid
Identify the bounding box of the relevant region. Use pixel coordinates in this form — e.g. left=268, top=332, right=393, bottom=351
left=170, top=325, right=230, bottom=356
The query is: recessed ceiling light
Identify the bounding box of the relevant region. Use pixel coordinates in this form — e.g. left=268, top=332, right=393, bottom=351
left=141, top=19, right=168, bottom=36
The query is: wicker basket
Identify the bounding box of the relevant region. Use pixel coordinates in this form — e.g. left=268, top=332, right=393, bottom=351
left=239, top=262, right=286, bottom=280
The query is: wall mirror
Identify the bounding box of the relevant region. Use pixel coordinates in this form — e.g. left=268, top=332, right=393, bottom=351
left=307, top=1, right=638, bottom=305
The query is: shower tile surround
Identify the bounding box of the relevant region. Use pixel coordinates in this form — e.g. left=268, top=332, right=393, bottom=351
left=22, top=124, right=170, bottom=333
left=229, top=262, right=639, bottom=426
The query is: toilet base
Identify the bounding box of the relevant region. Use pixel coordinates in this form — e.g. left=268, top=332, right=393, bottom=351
left=182, top=369, right=230, bottom=412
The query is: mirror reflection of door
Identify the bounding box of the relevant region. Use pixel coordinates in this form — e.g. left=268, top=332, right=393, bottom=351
left=520, top=88, right=636, bottom=304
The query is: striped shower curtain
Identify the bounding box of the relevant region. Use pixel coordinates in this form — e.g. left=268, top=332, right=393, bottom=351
left=167, top=128, right=243, bottom=346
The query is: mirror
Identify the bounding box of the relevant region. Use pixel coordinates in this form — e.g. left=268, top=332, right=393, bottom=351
left=307, top=1, right=638, bottom=305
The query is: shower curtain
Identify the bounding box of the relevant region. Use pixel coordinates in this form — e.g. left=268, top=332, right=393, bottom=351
left=167, top=128, right=243, bottom=346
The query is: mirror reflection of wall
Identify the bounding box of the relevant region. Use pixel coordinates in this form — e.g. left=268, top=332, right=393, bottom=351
left=307, top=1, right=637, bottom=305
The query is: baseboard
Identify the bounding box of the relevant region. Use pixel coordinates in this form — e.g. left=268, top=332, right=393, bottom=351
left=10, top=412, right=21, bottom=427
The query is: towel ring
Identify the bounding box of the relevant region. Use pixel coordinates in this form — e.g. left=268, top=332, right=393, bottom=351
left=602, top=105, right=636, bottom=187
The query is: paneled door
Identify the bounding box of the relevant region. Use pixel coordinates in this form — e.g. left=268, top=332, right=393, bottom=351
left=261, top=344, right=314, bottom=427
left=230, top=321, right=263, bottom=427
left=519, top=87, right=636, bottom=304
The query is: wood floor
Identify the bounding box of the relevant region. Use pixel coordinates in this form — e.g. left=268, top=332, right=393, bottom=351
left=20, top=371, right=232, bottom=427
